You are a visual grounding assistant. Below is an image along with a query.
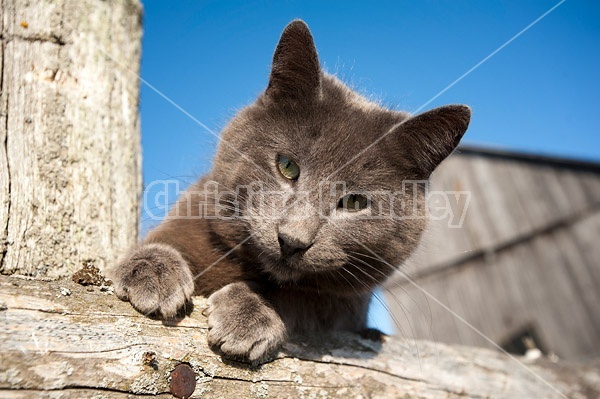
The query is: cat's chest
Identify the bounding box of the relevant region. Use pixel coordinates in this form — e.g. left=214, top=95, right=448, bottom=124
left=269, top=288, right=370, bottom=335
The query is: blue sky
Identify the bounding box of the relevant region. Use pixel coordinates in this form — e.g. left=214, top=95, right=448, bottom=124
left=138, top=1, right=599, bottom=334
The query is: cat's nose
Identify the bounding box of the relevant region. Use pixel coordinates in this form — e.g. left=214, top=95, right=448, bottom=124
left=278, top=233, right=313, bottom=257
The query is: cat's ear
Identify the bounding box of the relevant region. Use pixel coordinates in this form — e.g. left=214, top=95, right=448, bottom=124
left=265, top=20, right=321, bottom=102
left=392, top=105, right=471, bottom=178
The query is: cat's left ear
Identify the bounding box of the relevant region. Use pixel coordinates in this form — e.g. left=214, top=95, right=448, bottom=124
left=265, top=20, right=321, bottom=102
left=392, top=105, right=471, bottom=178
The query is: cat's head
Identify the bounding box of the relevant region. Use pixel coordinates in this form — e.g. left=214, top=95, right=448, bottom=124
left=209, top=21, right=470, bottom=293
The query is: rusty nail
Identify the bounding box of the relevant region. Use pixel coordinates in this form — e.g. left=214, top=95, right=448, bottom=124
left=170, top=363, right=196, bottom=398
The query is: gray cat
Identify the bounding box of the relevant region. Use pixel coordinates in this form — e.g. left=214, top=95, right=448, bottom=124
left=110, top=20, right=470, bottom=364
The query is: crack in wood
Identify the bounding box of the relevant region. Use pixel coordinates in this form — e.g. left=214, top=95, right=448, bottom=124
left=208, top=374, right=356, bottom=390
left=50, top=343, right=151, bottom=355
left=277, top=354, right=502, bottom=397
left=282, top=354, right=426, bottom=384
left=0, top=386, right=167, bottom=396
left=0, top=33, right=66, bottom=46
left=0, top=12, right=10, bottom=273
left=4, top=306, right=210, bottom=331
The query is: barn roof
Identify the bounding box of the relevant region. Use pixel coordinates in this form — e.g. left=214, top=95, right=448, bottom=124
left=457, top=145, right=600, bottom=173
left=385, top=146, right=600, bottom=359
left=384, top=145, right=600, bottom=359
left=392, top=144, right=600, bottom=281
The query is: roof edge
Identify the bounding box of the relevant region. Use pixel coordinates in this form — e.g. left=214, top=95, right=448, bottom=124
left=454, top=144, right=600, bottom=173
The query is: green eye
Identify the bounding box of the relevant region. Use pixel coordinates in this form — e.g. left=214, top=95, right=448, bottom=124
left=338, top=194, right=369, bottom=212
left=277, top=155, right=300, bottom=181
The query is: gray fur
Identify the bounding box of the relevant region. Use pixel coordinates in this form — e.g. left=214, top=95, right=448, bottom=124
left=109, top=20, right=471, bottom=364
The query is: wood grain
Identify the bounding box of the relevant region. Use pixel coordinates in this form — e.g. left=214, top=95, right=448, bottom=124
left=0, top=0, right=142, bottom=278
left=0, top=275, right=597, bottom=398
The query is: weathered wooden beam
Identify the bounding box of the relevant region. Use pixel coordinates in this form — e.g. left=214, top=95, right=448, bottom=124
left=0, top=274, right=597, bottom=398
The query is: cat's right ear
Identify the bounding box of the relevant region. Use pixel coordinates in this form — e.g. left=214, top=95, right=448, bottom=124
left=391, top=105, right=471, bottom=178
left=265, top=20, right=321, bottom=103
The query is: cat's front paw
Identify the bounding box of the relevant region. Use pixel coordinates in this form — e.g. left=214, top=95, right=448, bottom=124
left=206, top=282, right=286, bottom=364
left=110, top=243, right=194, bottom=319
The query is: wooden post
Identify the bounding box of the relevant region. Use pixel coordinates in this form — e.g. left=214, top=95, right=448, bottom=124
left=0, top=0, right=142, bottom=278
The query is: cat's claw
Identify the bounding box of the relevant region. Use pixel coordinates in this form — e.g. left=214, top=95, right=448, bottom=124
left=206, top=282, right=286, bottom=364
left=110, top=243, right=195, bottom=319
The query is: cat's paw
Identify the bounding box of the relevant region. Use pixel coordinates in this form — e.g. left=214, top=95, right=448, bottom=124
left=110, top=243, right=195, bottom=319
left=206, top=282, right=286, bottom=364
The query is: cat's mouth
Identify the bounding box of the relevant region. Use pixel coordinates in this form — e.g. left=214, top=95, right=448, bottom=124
left=257, top=250, right=345, bottom=282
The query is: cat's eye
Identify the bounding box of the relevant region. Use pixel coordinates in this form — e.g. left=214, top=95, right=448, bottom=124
left=338, top=194, right=369, bottom=212
left=277, top=155, right=300, bottom=181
